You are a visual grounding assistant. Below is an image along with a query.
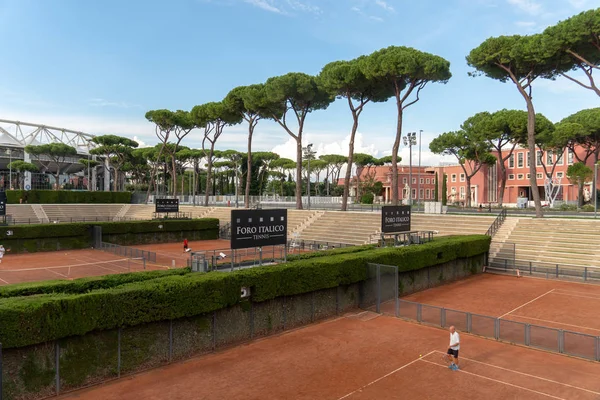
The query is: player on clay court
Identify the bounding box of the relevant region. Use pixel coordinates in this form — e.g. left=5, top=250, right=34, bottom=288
left=446, top=325, right=460, bottom=371
left=183, top=239, right=189, bottom=253
left=0, top=245, right=6, bottom=263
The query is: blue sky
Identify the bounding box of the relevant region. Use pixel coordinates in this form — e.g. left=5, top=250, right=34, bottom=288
left=0, top=0, right=598, bottom=166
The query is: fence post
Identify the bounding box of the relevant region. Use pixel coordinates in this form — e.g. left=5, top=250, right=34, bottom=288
left=395, top=266, right=399, bottom=319
left=584, top=267, right=587, bottom=282
left=556, top=264, right=559, bottom=278
left=495, top=319, right=500, bottom=340
left=376, top=264, right=381, bottom=314
left=169, top=320, right=173, bottom=363
left=55, top=341, right=60, bottom=395
left=0, top=342, right=3, bottom=400
left=529, top=261, right=532, bottom=275
left=504, top=258, right=507, bottom=271
left=117, top=328, right=121, bottom=378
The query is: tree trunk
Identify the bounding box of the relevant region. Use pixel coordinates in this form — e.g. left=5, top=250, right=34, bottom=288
left=466, top=176, right=472, bottom=208
left=171, top=156, right=178, bottom=196
left=525, top=99, right=543, bottom=217
left=113, top=168, right=119, bottom=192
left=391, top=99, right=403, bottom=206
left=342, top=112, right=360, bottom=211
left=295, top=139, right=303, bottom=210
left=245, top=128, right=253, bottom=208
left=204, top=145, right=215, bottom=207
left=578, top=181, right=584, bottom=207
left=497, top=151, right=506, bottom=207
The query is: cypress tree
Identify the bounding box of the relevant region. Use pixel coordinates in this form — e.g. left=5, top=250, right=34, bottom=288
left=434, top=172, right=439, bottom=202
left=441, top=173, right=447, bottom=206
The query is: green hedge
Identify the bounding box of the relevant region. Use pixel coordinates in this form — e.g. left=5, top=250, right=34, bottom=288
left=0, top=268, right=191, bottom=298
left=0, top=235, right=489, bottom=348
left=286, top=244, right=377, bottom=261
left=7, top=190, right=131, bottom=204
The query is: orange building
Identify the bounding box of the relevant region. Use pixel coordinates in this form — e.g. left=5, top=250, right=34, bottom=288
left=353, top=145, right=597, bottom=207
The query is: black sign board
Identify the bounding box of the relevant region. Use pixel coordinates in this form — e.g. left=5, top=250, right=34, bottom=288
left=155, top=198, right=179, bottom=213
left=231, top=209, right=287, bottom=250
left=0, top=191, right=6, bottom=216
left=381, top=205, right=411, bottom=233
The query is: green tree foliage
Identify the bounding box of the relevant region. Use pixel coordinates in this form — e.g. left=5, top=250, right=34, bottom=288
left=225, top=84, right=275, bottom=207
left=441, top=173, right=447, bottom=206
left=360, top=46, right=451, bottom=206
left=90, top=135, right=139, bottom=192
left=352, top=153, right=381, bottom=201
left=567, top=162, right=594, bottom=206
left=7, top=161, right=38, bottom=190
left=319, top=154, right=347, bottom=195
left=434, top=172, right=439, bottom=202
left=263, top=72, right=334, bottom=209
left=320, top=58, right=392, bottom=210
left=24, top=143, right=78, bottom=190
left=167, top=111, right=195, bottom=196
left=270, top=157, right=296, bottom=196
left=430, top=131, right=496, bottom=207
left=558, top=108, right=600, bottom=163
left=543, top=8, right=600, bottom=97
left=191, top=102, right=243, bottom=206
left=467, top=34, right=558, bottom=217
left=145, top=109, right=177, bottom=200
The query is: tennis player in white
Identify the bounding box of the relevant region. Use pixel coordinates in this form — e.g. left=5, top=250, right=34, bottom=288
left=446, top=325, right=460, bottom=371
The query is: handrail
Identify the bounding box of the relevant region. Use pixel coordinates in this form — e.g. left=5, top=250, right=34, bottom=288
left=485, top=208, right=507, bottom=237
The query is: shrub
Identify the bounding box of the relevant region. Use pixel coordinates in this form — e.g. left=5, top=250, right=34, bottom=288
left=361, top=193, right=374, bottom=204
left=0, top=235, right=489, bottom=348
left=7, top=190, right=131, bottom=204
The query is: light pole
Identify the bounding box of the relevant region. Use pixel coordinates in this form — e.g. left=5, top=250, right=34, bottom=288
left=403, top=132, right=417, bottom=205
left=418, top=129, right=422, bottom=212
left=303, top=143, right=315, bottom=210
left=6, top=149, right=12, bottom=190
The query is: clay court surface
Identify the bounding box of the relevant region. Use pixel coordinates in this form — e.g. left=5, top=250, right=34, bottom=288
left=0, top=240, right=304, bottom=285
left=56, top=313, right=600, bottom=400
left=400, top=273, right=600, bottom=336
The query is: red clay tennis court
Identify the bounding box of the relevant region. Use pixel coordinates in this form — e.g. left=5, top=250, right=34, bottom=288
left=401, top=273, right=600, bottom=336
left=55, top=313, right=600, bottom=400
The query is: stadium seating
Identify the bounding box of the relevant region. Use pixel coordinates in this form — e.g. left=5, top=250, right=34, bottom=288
left=489, top=217, right=600, bottom=269
left=42, top=204, right=125, bottom=222
left=6, top=204, right=43, bottom=224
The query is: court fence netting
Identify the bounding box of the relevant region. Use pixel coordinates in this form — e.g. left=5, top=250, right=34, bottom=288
left=361, top=262, right=600, bottom=363
left=0, top=257, right=147, bottom=283
left=98, top=242, right=157, bottom=263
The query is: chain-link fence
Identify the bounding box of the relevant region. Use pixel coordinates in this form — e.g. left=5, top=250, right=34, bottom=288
left=488, top=257, right=600, bottom=284
left=394, top=299, right=600, bottom=362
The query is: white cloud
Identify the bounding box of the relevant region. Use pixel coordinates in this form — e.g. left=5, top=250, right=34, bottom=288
left=515, top=20, right=536, bottom=28
left=374, top=0, right=395, bottom=12
left=369, top=15, right=384, bottom=22
left=286, top=0, right=320, bottom=14
left=243, top=0, right=282, bottom=13
left=507, top=0, right=542, bottom=15
left=132, top=136, right=150, bottom=148
left=87, top=98, right=142, bottom=109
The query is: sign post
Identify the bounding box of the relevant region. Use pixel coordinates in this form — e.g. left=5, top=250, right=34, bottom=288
left=231, top=209, right=288, bottom=250
left=155, top=198, right=179, bottom=213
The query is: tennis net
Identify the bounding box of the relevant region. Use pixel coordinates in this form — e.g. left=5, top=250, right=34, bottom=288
left=0, top=257, right=147, bottom=283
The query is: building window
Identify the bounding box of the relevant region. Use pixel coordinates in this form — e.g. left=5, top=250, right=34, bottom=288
left=517, top=153, right=524, bottom=168
left=460, top=173, right=465, bottom=182
left=557, top=172, right=564, bottom=178
left=526, top=173, right=530, bottom=179
left=536, top=151, right=543, bottom=166
left=403, top=177, right=407, bottom=184
left=508, top=174, right=515, bottom=180
left=509, top=154, right=515, bottom=168
left=546, top=150, right=553, bottom=165
left=426, top=178, right=430, bottom=184
left=420, top=178, right=424, bottom=184
left=460, top=186, right=465, bottom=199
left=412, top=178, right=416, bottom=184
left=556, top=150, right=564, bottom=165
left=517, top=174, right=524, bottom=180
left=451, top=174, right=456, bottom=182
left=411, top=188, right=416, bottom=199
left=537, top=173, right=543, bottom=179
left=419, top=189, right=424, bottom=199
left=426, top=189, right=430, bottom=199
left=526, top=152, right=530, bottom=168
left=568, top=149, right=574, bottom=164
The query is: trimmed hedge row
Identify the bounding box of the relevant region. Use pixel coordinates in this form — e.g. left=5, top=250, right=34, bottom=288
left=7, top=190, right=131, bottom=204
left=286, top=244, right=377, bottom=261
left=0, top=235, right=490, bottom=348
left=0, top=268, right=192, bottom=298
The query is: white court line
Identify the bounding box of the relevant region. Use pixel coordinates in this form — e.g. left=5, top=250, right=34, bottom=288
left=337, top=350, right=436, bottom=400
left=431, top=351, right=600, bottom=396
left=0, top=276, right=9, bottom=284
left=550, top=290, right=600, bottom=300
left=47, top=269, right=68, bottom=278
left=486, top=270, right=600, bottom=287
left=499, top=289, right=555, bottom=319
left=419, top=359, right=566, bottom=399
left=505, top=315, right=600, bottom=333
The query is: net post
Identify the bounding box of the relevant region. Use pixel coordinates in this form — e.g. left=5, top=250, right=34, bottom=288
left=143, top=257, right=146, bottom=270
left=494, top=319, right=500, bottom=340
left=466, top=313, right=472, bottom=333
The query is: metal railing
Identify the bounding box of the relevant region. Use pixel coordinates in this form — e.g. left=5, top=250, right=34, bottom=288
left=486, top=208, right=507, bottom=237
left=393, top=299, right=600, bottom=362
left=487, top=257, right=600, bottom=284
